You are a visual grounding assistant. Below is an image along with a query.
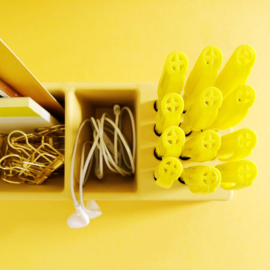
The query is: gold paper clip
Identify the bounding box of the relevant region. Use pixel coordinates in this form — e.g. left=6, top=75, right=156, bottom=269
left=0, top=125, right=65, bottom=185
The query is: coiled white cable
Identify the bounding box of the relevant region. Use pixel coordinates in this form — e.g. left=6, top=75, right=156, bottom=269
left=68, top=105, right=136, bottom=228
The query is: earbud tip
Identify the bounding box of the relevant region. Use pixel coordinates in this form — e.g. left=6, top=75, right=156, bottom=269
left=87, top=200, right=100, bottom=210
left=113, top=104, right=121, bottom=115
left=86, top=200, right=102, bottom=218
left=67, top=211, right=90, bottom=229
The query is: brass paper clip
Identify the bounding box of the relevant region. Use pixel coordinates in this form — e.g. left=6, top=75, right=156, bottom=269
left=0, top=125, right=65, bottom=185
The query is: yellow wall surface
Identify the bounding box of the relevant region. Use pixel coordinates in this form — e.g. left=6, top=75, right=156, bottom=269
left=0, top=0, right=270, bottom=269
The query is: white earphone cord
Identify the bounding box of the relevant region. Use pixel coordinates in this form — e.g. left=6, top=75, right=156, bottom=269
left=70, top=105, right=136, bottom=223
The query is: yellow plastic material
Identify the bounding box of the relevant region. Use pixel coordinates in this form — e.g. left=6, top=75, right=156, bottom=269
left=155, top=93, right=184, bottom=135
left=181, top=130, right=221, bottom=162
left=154, top=157, right=183, bottom=189
left=180, top=165, right=221, bottom=194
left=216, top=160, right=258, bottom=190
left=155, top=126, right=185, bottom=159
left=217, top=128, right=257, bottom=162
left=156, top=51, right=188, bottom=109
left=207, top=84, right=256, bottom=130
left=214, top=45, right=256, bottom=99
left=0, top=82, right=233, bottom=201
left=183, top=46, right=223, bottom=111
left=181, top=87, right=223, bottom=135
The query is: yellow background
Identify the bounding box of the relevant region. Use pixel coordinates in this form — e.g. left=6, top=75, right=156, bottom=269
left=1, top=0, right=270, bottom=269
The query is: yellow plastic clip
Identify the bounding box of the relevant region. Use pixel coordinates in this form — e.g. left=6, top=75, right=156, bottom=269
left=181, top=130, right=221, bottom=162
left=183, top=46, right=223, bottom=111
left=214, top=45, right=256, bottom=99
left=155, top=126, right=185, bottom=159
left=180, top=165, right=221, bottom=194
left=217, top=128, right=257, bottom=162
left=207, top=84, right=256, bottom=130
left=156, top=51, right=188, bottom=110
left=154, top=157, right=183, bottom=189
left=155, top=93, right=184, bottom=135
left=181, top=87, right=223, bottom=135
left=216, top=160, right=257, bottom=190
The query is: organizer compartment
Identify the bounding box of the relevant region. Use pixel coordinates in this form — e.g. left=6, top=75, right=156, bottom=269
left=0, top=88, right=66, bottom=200
left=136, top=83, right=233, bottom=201
left=73, top=86, right=139, bottom=194
left=0, top=83, right=233, bottom=201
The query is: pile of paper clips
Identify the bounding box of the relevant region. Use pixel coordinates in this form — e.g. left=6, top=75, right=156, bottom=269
left=0, top=125, right=65, bottom=185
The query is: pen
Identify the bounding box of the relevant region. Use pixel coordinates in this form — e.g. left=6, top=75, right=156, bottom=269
left=214, top=45, right=256, bottom=99
left=0, top=79, right=21, bottom=97
left=156, top=51, right=188, bottom=110
left=180, top=130, right=221, bottom=162
left=181, top=87, right=223, bottom=135
left=183, top=46, right=223, bottom=112
left=179, top=165, right=221, bottom=194
left=155, top=126, right=185, bottom=160
left=207, top=84, right=256, bottom=130
left=154, top=157, right=183, bottom=189
left=155, top=93, right=184, bottom=135
left=217, top=128, right=257, bottom=162
left=216, top=160, right=257, bottom=190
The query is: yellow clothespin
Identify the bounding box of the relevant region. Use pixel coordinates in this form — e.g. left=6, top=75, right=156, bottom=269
left=155, top=126, right=185, bottom=159
left=216, top=160, right=257, bottom=190
left=156, top=52, right=188, bottom=110
left=155, top=93, right=184, bottom=135
left=154, top=157, right=183, bottom=189
left=217, top=128, right=257, bottom=162
left=181, top=87, right=223, bottom=135
left=214, top=45, right=256, bottom=99
left=181, top=130, right=221, bottom=162
left=207, top=84, right=256, bottom=130
left=179, top=165, right=221, bottom=194
left=183, top=46, right=223, bottom=111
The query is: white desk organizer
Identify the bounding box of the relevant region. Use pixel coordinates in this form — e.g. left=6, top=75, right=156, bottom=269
left=0, top=82, right=233, bottom=201
left=0, top=40, right=232, bottom=201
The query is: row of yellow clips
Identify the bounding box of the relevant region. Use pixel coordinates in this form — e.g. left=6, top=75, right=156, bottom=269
left=0, top=125, right=65, bottom=185
left=153, top=45, right=258, bottom=194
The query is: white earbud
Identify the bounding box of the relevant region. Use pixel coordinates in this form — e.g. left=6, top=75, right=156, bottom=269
left=86, top=200, right=102, bottom=218
left=67, top=201, right=102, bottom=229
left=68, top=104, right=135, bottom=228
left=67, top=204, right=90, bottom=229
